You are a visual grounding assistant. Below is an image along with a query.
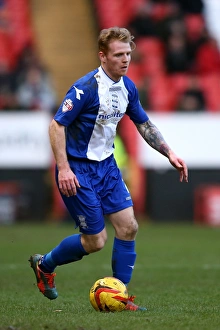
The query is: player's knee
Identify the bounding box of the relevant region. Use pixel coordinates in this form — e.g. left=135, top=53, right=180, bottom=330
left=117, top=217, right=139, bottom=240
left=88, top=236, right=107, bottom=253
left=126, top=219, right=138, bottom=238
left=92, top=238, right=106, bottom=252
left=81, top=230, right=107, bottom=253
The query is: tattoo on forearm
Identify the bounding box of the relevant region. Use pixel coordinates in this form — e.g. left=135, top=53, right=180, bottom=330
left=135, top=120, right=170, bottom=157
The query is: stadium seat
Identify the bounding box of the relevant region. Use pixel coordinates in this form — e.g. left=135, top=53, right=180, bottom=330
left=7, top=0, right=34, bottom=59
left=0, top=30, right=14, bottom=69
left=195, top=38, right=220, bottom=75
left=136, top=37, right=164, bottom=57
left=94, top=0, right=146, bottom=28
left=184, top=14, right=205, bottom=41
left=199, top=74, right=220, bottom=112
left=136, top=37, right=165, bottom=76
left=169, top=73, right=191, bottom=107
left=127, top=61, right=144, bottom=87
left=169, top=74, right=190, bottom=94
left=148, top=74, right=176, bottom=111
left=151, top=2, right=171, bottom=21
left=0, top=0, right=34, bottom=72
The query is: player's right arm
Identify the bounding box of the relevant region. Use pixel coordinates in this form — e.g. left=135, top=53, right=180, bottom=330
left=49, top=119, right=80, bottom=196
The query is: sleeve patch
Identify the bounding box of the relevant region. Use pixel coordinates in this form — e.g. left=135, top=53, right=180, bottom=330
left=62, top=99, right=74, bottom=112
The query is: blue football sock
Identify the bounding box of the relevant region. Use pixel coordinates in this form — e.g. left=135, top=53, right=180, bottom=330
left=41, top=234, right=88, bottom=273
left=111, top=237, right=136, bottom=285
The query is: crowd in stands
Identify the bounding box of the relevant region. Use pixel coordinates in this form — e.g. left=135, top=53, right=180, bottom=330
left=94, top=0, right=220, bottom=112
left=0, top=0, right=56, bottom=113
left=1, top=0, right=220, bottom=114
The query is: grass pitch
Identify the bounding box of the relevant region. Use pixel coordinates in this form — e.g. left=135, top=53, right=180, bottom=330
left=0, top=221, right=219, bottom=330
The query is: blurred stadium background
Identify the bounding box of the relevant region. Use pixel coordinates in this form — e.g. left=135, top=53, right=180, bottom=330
left=0, top=0, right=220, bottom=226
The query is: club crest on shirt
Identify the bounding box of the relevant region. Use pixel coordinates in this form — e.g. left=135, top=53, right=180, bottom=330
left=77, top=215, right=88, bottom=229
left=62, top=99, right=73, bottom=112
left=111, top=93, right=119, bottom=110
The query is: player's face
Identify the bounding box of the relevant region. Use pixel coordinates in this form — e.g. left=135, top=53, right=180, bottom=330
left=99, top=40, right=132, bottom=82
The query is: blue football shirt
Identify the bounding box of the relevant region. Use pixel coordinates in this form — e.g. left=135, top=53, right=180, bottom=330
left=54, top=66, right=149, bottom=161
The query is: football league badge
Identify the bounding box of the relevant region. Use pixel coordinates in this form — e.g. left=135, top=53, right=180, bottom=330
left=62, top=99, right=73, bottom=112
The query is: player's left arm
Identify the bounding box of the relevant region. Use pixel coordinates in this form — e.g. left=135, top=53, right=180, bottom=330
left=135, top=119, right=188, bottom=182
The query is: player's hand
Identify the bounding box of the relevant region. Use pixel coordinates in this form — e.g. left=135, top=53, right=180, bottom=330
left=168, top=152, right=188, bottom=183
left=58, top=168, right=81, bottom=197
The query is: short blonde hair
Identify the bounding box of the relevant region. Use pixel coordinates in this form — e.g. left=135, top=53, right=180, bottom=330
left=98, top=27, right=136, bottom=53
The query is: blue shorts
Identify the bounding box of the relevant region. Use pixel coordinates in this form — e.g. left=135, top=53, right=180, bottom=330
left=55, top=155, right=133, bottom=235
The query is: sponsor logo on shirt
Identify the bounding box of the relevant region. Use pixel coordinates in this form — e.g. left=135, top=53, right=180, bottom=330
left=109, top=86, right=121, bottom=92
left=98, top=111, right=124, bottom=120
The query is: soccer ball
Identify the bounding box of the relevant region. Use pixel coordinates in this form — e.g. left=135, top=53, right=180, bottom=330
left=89, top=277, right=128, bottom=312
